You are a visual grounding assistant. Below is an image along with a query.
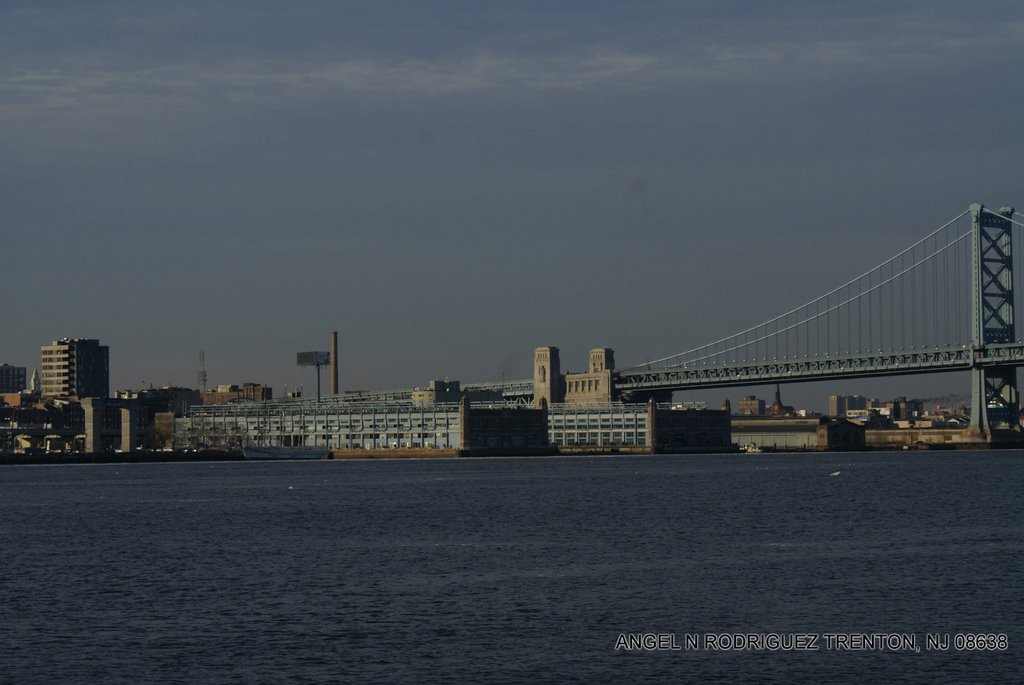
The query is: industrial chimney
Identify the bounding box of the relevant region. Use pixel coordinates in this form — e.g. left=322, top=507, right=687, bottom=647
left=330, top=331, right=339, bottom=395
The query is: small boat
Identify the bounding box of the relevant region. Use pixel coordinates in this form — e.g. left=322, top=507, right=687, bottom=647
left=242, top=446, right=330, bottom=460
left=741, top=443, right=763, bottom=453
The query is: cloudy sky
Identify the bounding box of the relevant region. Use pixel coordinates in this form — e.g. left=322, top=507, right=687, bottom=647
left=3, top=1, right=1023, bottom=409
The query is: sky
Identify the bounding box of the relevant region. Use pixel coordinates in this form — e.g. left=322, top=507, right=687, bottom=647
left=2, top=1, right=1024, bottom=411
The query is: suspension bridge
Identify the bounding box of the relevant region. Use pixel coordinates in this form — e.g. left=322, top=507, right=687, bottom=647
left=279, top=201, right=1023, bottom=433
left=614, top=203, right=1024, bottom=430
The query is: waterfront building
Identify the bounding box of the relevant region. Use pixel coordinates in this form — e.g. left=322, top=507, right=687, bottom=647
left=176, top=398, right=545, bottom=452
left=652, top=405, right=731, bottom=450
left=39, top=339, right=109, bottom=399
left=548, top=403, right=650, bottom=449
left=176, top=394, right=727, bottom=454
left=463, top=404, right=548, bottom=450
left=732, top=416, right=865, bottom=451
left=0, top=364, right=27, bottom=393
left=548, top=402, right=729, bottom=451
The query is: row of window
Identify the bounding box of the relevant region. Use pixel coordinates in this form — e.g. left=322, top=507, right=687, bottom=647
left=551, top=432, right=647, bottom=446
left=205, top=433, right=459, bottom=449
left=550, top=419, right=645, bottom=426
left=566, top=379, right=603, bottom=393
left=193, top=420, right=457, bottom=430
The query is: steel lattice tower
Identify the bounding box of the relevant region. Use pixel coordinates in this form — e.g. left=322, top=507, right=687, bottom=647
left=969, top=203, right=1017, bottom=429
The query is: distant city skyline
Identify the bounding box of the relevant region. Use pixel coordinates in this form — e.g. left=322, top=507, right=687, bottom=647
left=2, top=331, right=976, bottom=417
left=3, top=2, right=1022, bottom=410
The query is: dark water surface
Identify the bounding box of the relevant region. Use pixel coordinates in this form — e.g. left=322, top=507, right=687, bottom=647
left=2, top=452, right=1021, bottom=683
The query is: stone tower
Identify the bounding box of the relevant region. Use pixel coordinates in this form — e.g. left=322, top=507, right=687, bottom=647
left=533, top=346, right=563, bottom=408
left=588, top=348, right=615, bottom=373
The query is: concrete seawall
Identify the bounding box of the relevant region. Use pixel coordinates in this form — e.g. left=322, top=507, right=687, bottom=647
left=328, top=448, right=459, bottom=460
left=7, top=434, right=1022, bottom=465
left=0, top=449, right=244, bottom=466
left=327, top=447, right=559, bottom=460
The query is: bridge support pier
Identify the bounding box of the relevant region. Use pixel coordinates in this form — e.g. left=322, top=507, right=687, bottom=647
left=970, top=365, right=1019, bottom=430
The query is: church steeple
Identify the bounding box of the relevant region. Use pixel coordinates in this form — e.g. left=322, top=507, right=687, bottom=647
left=770, top=383, right=786, bottom=416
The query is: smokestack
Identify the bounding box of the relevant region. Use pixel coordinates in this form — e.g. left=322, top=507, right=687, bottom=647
left=330, top=331, right=339, bottom=395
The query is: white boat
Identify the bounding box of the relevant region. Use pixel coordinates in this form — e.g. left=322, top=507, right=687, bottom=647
left=741, top=443, right=763, bottom=453
left=242, top=446, right=330, bottom=460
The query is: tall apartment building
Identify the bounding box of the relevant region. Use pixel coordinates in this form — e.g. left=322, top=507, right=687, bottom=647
left=883, top=396, right=923, bottom=421
left=40, top=338, right=110, bottom=399
left=0, top=363, right=27, bottom=393
left=828, top=394, right=871, bottom=417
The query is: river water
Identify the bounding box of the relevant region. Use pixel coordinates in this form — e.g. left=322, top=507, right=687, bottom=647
left=1, top=452, right=1021, bottom=683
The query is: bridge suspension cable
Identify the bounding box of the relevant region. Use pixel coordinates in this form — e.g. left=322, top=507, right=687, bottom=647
left=624, top=209, right=978, bottom=372
left=681, top=233, right=971, bottom=367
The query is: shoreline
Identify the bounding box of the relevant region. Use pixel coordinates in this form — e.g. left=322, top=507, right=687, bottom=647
left=3, top=444, right=1023, bottom=466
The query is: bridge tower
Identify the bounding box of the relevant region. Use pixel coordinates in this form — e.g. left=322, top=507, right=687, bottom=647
left=533, top=346, right=563, bottom=408
left=969, top=203, right=1018, bottom=429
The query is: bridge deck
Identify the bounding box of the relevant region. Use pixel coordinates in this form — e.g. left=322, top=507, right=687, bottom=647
left=615, top=343, right=1024, bottom=392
